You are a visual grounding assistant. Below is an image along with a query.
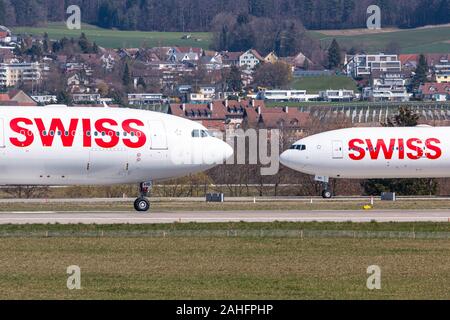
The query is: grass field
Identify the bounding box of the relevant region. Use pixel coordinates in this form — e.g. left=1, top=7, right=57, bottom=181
left=12, top=23, right=213, bottom=49
left=3, top=198, right=450, bottom=212
left=13, top=23, right=450, bottom=54
left=308, top=26, right=450, bottom=54
left=0, top=221, right=448, bottom=299
left=291, top=76, right=358, bottom=93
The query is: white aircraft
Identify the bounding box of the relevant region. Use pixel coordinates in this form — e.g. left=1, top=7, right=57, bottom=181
left=0, top=105, right=233, bottom=211
left=280, top=126, right=445, bottom=198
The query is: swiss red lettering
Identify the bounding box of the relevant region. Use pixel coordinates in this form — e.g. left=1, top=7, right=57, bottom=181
left=348, top=137, right=442, bottom=161
left=122, top=119, right=147, bottom=148
left=10, top=118, right=34, bottom=147
left=34, top=118, right=79, bottom=147
left=425, top=138, right=442, bottom=160
left=349, top=139, right=365, bottom=161
left=406, top=138, right=423, bottom=160
left=8, top=117, right=148, bottom=149
left=366, top=139, right=396, bottom=160
left=94, top=118, right=120, bottom=149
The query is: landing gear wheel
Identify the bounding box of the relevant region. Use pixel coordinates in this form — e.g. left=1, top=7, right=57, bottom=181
left=134, top=198, right=150, bottom=212
left=322, top=190, right=332, bottom=199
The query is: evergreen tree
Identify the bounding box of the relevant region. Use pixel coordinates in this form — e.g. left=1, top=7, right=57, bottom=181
left=92, top=42, right=99, bottom=54
left=122, top=62, right=132, bottom=87
left=327, top=39, right=341, bottom=69
left=412, top=54, right=428, bottom=90
left=57, top=91, right=72, bottom=105
left=226, top=66, right=243, bottom=92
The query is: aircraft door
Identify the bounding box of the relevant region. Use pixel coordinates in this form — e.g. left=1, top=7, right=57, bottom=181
left=148, top=120, right=168, bottom=150
left=0, top=118, right=5, bottom=148
left=332, top=141, right=343, bottom=159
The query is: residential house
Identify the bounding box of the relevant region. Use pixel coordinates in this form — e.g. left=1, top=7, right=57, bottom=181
left=264, top=52, right=278, bottom=64
left=128, top=93, right=166, bottom=106
left=31, top=95, right=57, bottom=104
left=239, top=49, right=263, bottom=70
left=257, top=90, right=319, bottom=102
left=419, top=83, right=450, bottom=101
left=363, top=70, right=410, bottom=102
left=282, top=52, right=314, bottom=70
left=0, top=89, right=37, bottom=106
left=319, top=89, right=356, bottom=102
left=220, top=51, right=243, bottom=67
left=72, top=93, right=101, bottom=104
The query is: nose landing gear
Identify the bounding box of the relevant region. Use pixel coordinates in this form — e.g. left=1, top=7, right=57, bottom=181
left=134, top=181, right=152, bottom=212
left=315, top=175, right=333, bottom=199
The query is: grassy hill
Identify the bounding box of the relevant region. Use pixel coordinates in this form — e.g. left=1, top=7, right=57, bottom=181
left=308, top=26, right=450, bottom=54
left=13, top=23, right=450, bottom=54
left=12, top=23, right=213, bottom=49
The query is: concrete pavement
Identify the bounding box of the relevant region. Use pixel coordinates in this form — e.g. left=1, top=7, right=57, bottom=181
left=0, top=210, right=449, bottom=224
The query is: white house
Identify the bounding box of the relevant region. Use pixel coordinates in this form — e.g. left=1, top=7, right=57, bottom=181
left=128, top=93, right=165, bottom=105
left=257, top=90, right=319, bottom=102
left=31, top=95, right=57, bottom=104
left=319, top=89, right=356, bottom=102
left=239, top=50, right=263, bottom=70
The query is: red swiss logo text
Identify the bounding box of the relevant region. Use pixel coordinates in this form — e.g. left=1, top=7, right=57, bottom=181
left=348, top=138, right=442, bottom=161
left=9, top=118, right=147, bottom=149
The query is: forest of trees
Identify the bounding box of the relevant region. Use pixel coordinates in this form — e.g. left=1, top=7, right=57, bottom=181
left=0, top=0, right=449, bottom=31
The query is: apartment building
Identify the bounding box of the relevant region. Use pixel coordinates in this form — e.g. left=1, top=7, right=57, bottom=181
left=345, top=54, right=401, bottom=78
left=0, top=61, right=46, bottom=87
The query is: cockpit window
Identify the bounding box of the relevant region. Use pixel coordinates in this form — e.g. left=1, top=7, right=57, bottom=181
left=290, top=144, right=306, bottom=151
left=192, top=129, right=211, bottom=138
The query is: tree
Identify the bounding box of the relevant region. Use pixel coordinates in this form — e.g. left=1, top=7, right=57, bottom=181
left=363, top=107, right=438, bottom=196
left=253, top=62, right=292, bottom=88
left=225, top=66, right=243, bottom=92
left=122, top=62, right=132, bottom=87
left=57, top=91, right=72, bottom=105
left=328, top=39, right=341, bottom=70
left=412, top=54, right=428, bottom=90
left=383, top=106, right=420, bottom=127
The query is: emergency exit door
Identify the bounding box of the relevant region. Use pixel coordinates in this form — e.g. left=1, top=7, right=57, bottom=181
left=0, top=118, right=5, bottom=148
left=148, top=120, right=168, bottom=150
left=332, top=140, right=343, bottom=159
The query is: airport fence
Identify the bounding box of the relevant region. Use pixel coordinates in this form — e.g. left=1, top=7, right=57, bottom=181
left=0, top=229, right=449, bottom=239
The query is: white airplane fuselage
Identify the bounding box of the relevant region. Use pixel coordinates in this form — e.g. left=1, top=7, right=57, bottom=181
left=0, top=106, right=233, bottom=186
left=280, top=126, right=449, bottom=179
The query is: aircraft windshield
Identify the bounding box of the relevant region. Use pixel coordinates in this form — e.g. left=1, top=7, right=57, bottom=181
left=192, top=129, right=211, bottom=138
left=290, top=144, right=306, bottom=151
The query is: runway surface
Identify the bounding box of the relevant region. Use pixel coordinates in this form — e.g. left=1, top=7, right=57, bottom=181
left=0, top=210, right=449, bottom=224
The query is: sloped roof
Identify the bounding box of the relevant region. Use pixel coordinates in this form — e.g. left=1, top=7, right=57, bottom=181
left=420, top=82, right=450, bottom=95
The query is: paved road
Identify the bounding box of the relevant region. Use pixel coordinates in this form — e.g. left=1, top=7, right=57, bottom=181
left=0, top=210, right=449, bottom=224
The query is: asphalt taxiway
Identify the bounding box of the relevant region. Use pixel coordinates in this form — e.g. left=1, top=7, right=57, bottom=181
left=0, top=210, right=448, bottom=224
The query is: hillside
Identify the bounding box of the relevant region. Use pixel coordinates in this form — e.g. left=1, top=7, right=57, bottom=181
left=13, top=23, right=450, bottom=55
left=12, top=24, right=213, bottom=50
left=309, top=25, right=450, bottom=54
left=1, top=0, right=450, bottom=32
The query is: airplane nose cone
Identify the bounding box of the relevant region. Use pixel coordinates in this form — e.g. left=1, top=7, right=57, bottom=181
left=280, top=150, right=299, bottom=171
left=223, top=142, right=234, bottom=161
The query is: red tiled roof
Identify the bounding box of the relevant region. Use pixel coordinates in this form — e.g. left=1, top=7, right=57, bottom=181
left=420, top=82, right=450, bottom=95
left=175, top=47, right=203, bottom=55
